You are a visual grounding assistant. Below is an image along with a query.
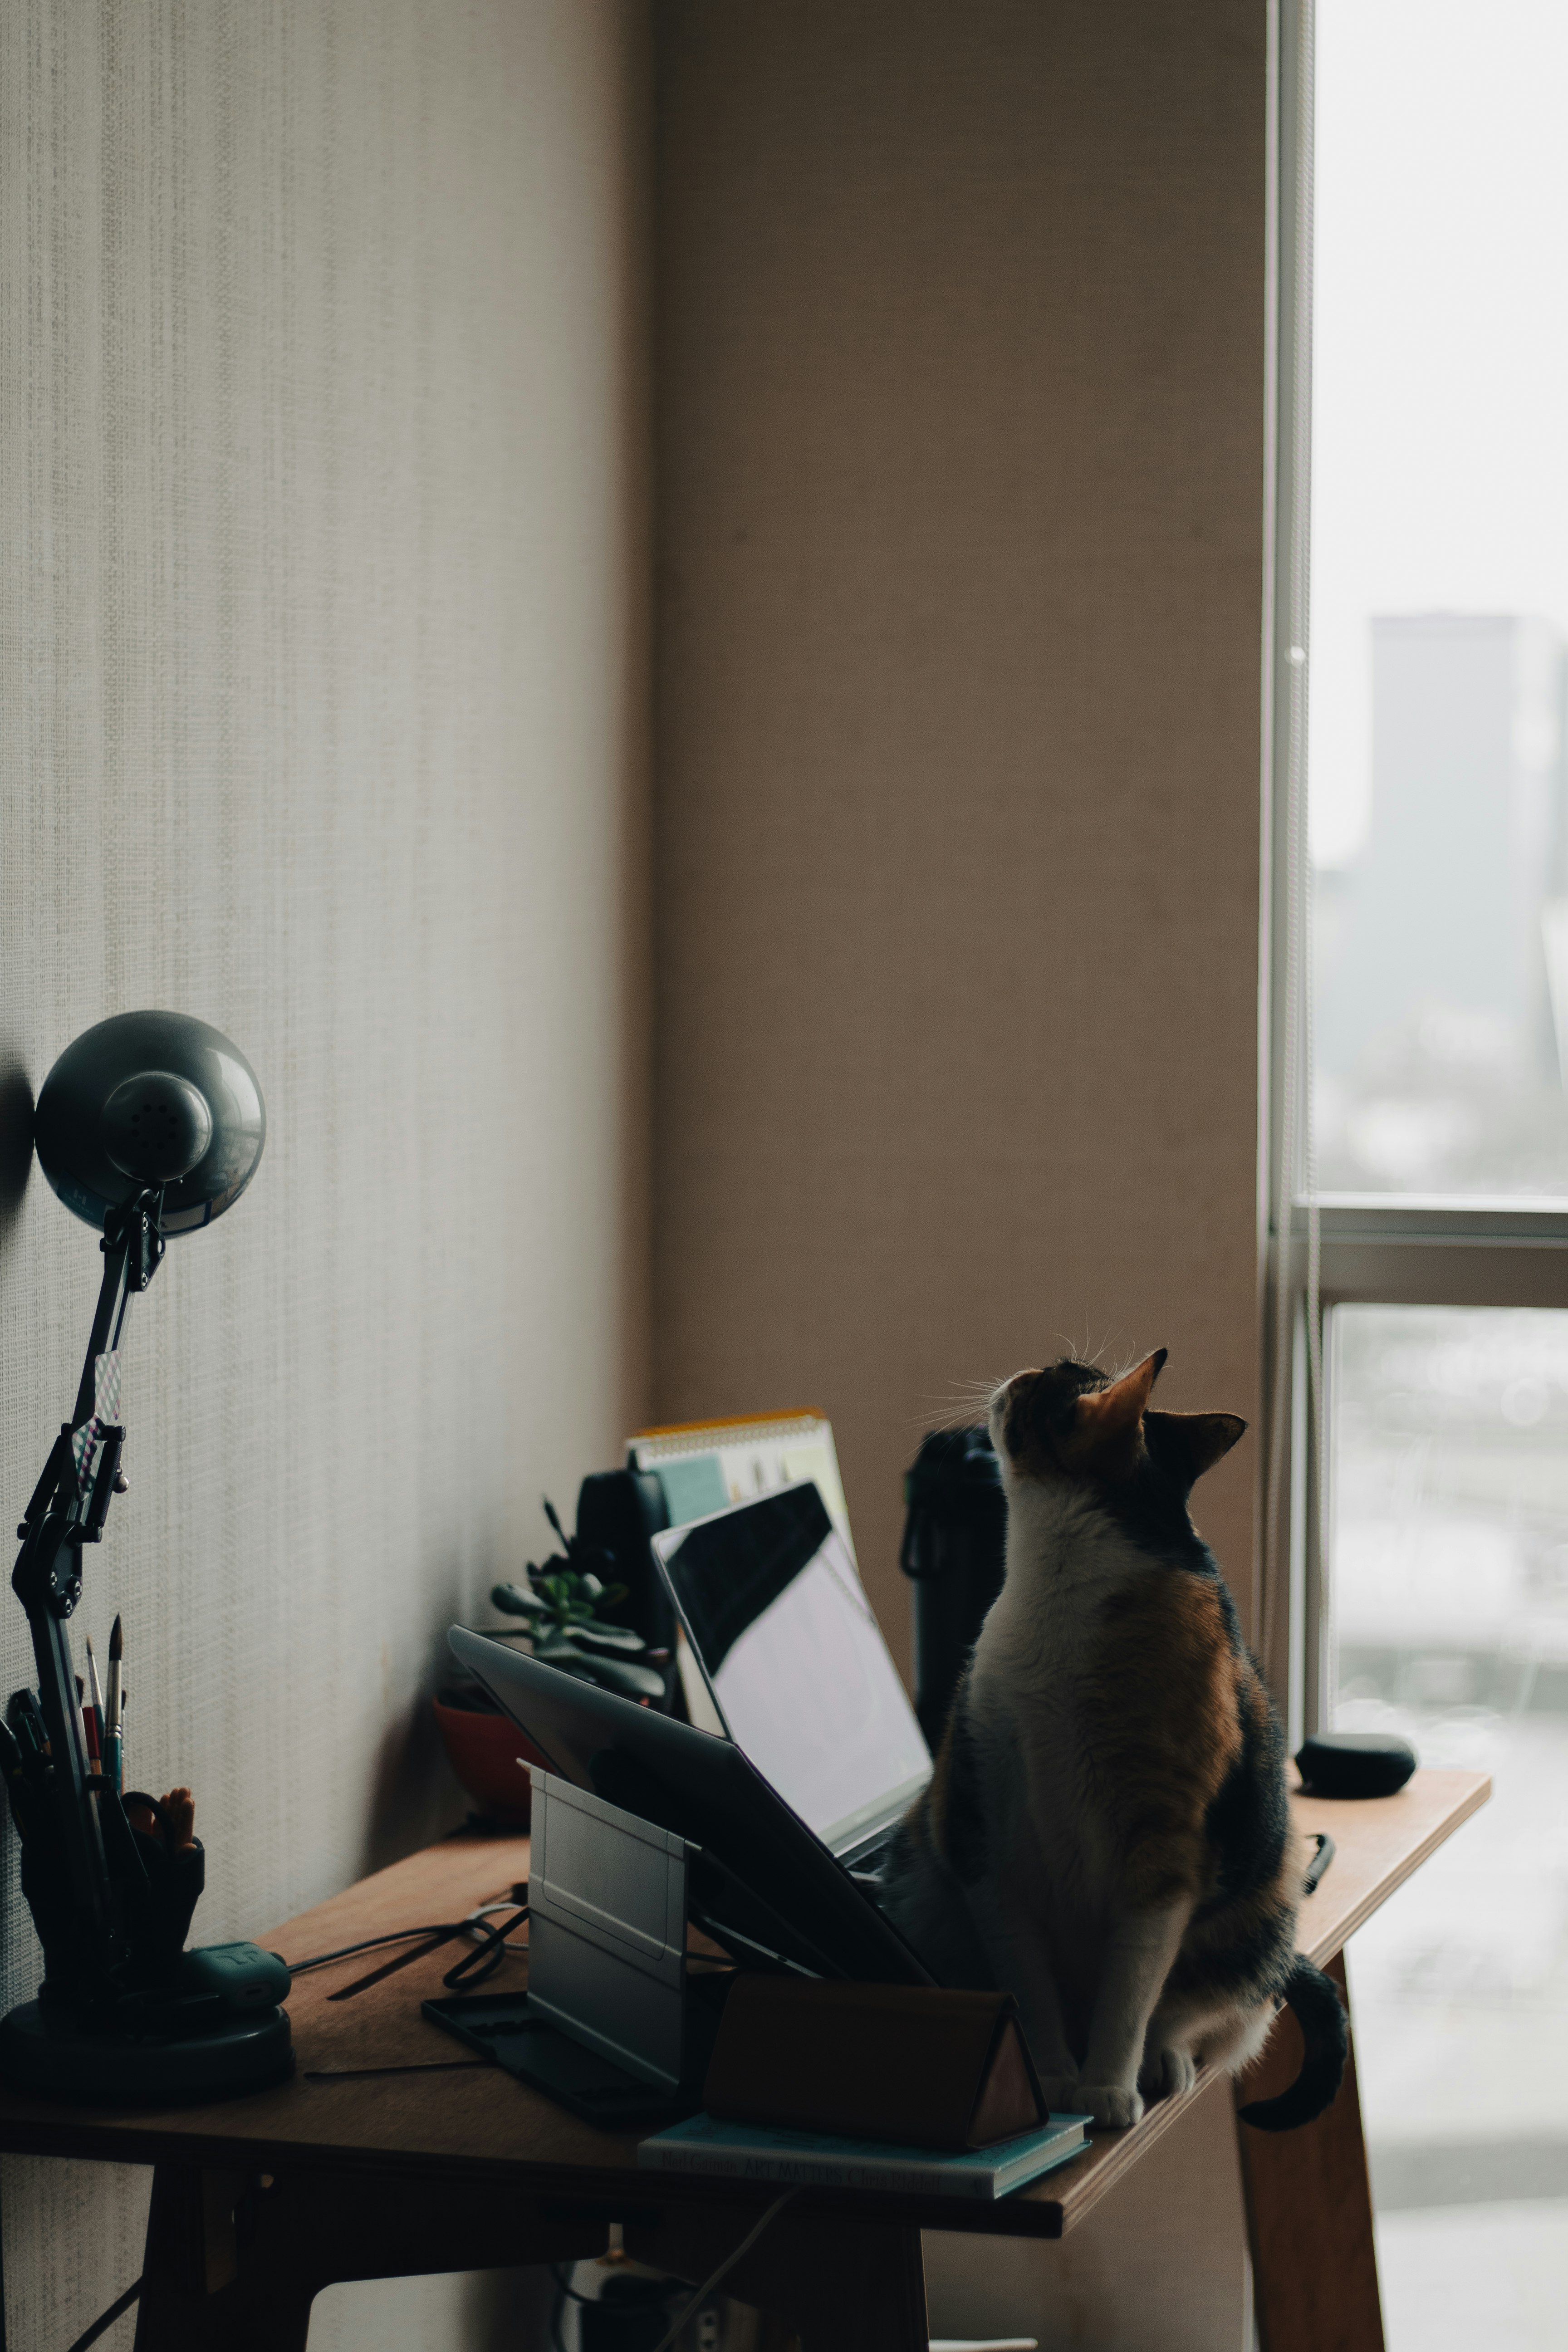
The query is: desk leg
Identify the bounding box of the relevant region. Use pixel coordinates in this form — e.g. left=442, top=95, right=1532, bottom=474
left=131, top=2163, right=606, bottom=2350
left=1234, top=1950, right=1384, bottom=2352
left=627, top=2200, right=927, bottom=2352
left=132, top=2168, right=310, bottom=2352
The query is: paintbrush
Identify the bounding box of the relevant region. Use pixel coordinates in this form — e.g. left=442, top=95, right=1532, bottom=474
left=105, top=1615, right=123, bottom=1793
left=84, top=1638, right=107, bottom=1758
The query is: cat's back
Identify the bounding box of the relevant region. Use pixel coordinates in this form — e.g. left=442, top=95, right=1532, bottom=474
left=1082, top=1548, right=1260, bottom=1832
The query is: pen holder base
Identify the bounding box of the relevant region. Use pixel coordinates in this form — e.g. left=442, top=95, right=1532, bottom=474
left=0, top=1995, right=294, bottom=2105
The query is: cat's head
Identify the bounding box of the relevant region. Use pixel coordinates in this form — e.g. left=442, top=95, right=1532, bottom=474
left=988, top=1352, right=1245, bottom=1505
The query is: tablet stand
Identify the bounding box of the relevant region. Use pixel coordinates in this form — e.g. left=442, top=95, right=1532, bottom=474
left=425, top=1769, right=728, bottom=2123
left=528, top=1770, right=696, bottom=2089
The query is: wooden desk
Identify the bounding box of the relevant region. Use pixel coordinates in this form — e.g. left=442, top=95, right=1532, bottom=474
left=0, top=1770, right=1488, bottom=2352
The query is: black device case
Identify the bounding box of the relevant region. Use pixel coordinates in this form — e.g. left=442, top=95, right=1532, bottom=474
left=1295, top=1731, right=1417, bottom=1799
left=899, top=1426, right=1008, bottom=1749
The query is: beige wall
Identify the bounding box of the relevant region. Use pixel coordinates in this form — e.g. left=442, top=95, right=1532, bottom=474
left=1, top=2, right=1272, bottom=2339
left=0, top=5, right=649, bottom=2346
left=652, top=0, right=1270, bottom=1663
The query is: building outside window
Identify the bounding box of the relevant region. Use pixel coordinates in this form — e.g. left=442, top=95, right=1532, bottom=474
left=1282, top=4, right=1568, bottom=2343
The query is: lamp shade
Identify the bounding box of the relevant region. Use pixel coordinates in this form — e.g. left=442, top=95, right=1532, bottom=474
left=34, top=1012, right=265, bottom=1235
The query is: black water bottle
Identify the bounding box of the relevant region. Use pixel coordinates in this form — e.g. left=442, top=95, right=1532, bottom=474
left=899, top=1427, right=1008, bottom=1750
left=573, top=1468, right=677, bottom=1710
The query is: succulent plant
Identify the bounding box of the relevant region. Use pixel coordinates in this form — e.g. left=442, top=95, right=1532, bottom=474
left=490, top=1499, right=667, bottom=1703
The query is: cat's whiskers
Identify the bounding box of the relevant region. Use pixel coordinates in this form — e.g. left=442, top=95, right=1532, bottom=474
left=913, top=1377, right=1009, bottom=1431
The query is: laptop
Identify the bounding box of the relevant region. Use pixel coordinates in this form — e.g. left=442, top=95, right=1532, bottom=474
left=448, top=1483, right=936, bottom=1981
left=651, top=1480, right=932, bottom=1877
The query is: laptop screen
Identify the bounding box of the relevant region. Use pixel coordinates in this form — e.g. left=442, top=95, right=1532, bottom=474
left=652, top=1482, right=932, bottom=1852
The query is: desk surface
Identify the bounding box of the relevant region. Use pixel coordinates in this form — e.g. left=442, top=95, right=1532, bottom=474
left=0, top=1769, right=1489, bottom=2240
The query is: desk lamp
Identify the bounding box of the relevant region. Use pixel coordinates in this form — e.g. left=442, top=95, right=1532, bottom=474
left=0, top=1012, right=294, bottom=2101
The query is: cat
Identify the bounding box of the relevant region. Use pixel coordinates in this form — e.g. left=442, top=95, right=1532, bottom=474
left=879, top=1349, right=1346, bottom=2132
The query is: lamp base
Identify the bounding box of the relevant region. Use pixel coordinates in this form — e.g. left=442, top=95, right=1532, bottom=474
left=0, top=1997, right=293, bottom=2104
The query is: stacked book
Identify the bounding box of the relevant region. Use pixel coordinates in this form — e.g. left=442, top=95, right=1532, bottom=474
left=639, top=2108, right=1089, bottom=2200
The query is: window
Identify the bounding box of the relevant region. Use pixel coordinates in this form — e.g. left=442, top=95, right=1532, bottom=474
left=1309, top=4, right=1568, bottom=1200
left=1274, top=7, right=1568, bottom=2343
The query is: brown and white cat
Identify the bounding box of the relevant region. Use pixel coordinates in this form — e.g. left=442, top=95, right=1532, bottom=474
left=879, top=1350, right=1346, bottom=2132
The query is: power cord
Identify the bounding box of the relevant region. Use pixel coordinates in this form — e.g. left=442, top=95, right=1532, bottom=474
left=549, top=2195, right=796, bottom=2352
left=63, top=2277, right=141, bottom=2352
left=287, top=1924, right=462, bottom=1975
left=646, top=2192, right=797, bottom=2352
left=443, top=1905, right=527, bottom=1988
left=285, top=1899, right=529, bottom=1995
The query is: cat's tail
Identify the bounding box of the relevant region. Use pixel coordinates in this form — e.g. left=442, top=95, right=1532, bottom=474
left=1235, top=1958, right=1348, bottom=2133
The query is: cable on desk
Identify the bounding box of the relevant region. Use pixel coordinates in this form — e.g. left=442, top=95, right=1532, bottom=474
left=320, top=1904, right=527, bottom=1998
left=286, top=1924, right=460, bottom=1977
left=442, top=1904, right=527, bottom=1988
left=326, top=1927, right=465, bottom=2000
left=286, top=1900, right=529, bottom=1991
left=63, top=2276, right=141, bottom=2352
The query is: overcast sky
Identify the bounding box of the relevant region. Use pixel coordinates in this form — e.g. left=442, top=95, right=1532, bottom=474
left=1311, top=0, right=1568, bottom=864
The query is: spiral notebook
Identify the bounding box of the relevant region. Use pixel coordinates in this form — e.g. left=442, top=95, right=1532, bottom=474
left=627, top=1411, right=854, bottom=1558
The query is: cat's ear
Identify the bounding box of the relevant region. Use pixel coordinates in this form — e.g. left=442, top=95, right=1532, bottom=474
left=1058, top=1349, right=1166, bottom=1475
left=1143, top=1408, right=1247, bottom=1489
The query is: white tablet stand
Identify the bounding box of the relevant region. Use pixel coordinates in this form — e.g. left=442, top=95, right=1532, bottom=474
left=424, top=1765, right=725, bottom=2123
left=527, top=1767, right=700, bottom=2097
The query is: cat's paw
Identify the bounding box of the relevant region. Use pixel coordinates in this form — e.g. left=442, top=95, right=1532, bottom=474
left=1145, top=2046, right=1196, bottom=2100
left=1073, top=2081, right=1145, bottom=2130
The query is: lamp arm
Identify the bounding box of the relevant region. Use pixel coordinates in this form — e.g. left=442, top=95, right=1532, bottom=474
left=10, top=1190, right=164, bottom=1988
left=69, top=1189, right=163, bottom=1428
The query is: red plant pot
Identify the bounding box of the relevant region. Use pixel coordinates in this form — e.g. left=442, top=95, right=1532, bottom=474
left=432, top=1699, right=550, bottom=1828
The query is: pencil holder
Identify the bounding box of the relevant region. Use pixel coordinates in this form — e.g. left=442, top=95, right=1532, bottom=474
left=12, top=1770, right=201, bottom=2000
left=0, top=1789, right=290, bottom=2101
